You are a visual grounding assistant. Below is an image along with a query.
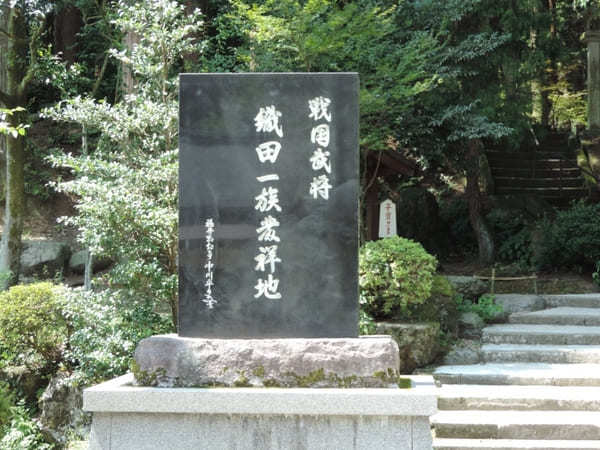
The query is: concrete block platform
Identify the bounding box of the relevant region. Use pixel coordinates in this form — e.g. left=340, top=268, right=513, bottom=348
left=85, top=373, right=438, bottom=450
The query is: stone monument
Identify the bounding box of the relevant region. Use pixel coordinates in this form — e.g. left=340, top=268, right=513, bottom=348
left=84, top=74, right=437, bottom=450
left=178, top=73, right=358, bottom=338
left=133, top=73, right=400, bottom=388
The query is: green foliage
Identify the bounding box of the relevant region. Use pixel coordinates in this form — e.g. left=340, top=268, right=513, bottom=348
left=439, top=196, right=476, bottom=254
left=392, top=275, right=461, bottom=335
left=487, top=208, right=534, bottom=267
left=62, top=288, right=171, bottom=384
left=534, top=201, right=600, bottom=269
left=547, top=77, right=587, bottom=129
left=497, top=228, right=533, bottom=268
left=0, top=382, right=14, bottom=439
left=0, top=282, right=67, bottom=370
left=0, top=108, right=27, bottom=138
left=457, top=294, right=504, bottom=323
left=593, top=261, right=600, bottom=287
left=358, top=308, right=376, bottom=336
left=359, top=236, right=438, bottom=320
left=0, top=403, right=53, bottom=450
left=45, top=0, right=204, bottom=327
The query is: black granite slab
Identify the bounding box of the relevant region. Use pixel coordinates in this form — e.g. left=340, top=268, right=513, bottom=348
left=178, top=73, right=359, bottom=338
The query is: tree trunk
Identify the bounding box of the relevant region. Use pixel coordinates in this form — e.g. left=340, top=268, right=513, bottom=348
left=122, top=32, right=140, bottom=95
left=465, top=140, right=494, bottom=265
left=0, top=7, right=33, bottom=284
left=53, top=5, right=83, bottom=64
left=0, top=110, right=25, bottom=284
left=0, top=8, right=8, bottom=201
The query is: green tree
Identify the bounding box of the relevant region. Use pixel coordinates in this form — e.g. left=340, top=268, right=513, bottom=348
left=46, top=0, right=203, bottom=329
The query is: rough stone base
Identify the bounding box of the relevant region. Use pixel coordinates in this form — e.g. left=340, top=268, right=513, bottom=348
left=85, top=374, right=437, bottom=450
left=375, top=322, right=440, bottom=374
left=133, top=334, right=400, bottom=388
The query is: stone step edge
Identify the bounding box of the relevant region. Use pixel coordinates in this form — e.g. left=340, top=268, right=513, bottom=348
left=481, top=344, right=600, bottom=363
left=432, top=410, right=600, bottom=440
left=432, top=410, right=600, bottom=423
left=433, top=438, right=600, bottom=449
left=438, top=385, right=600, bottom=411
left=482, top=344, right=600, bottom=351
left=435, top=374, right=600, bottom=386
left=484, top=324, right=600, bottom=334
left=509, top=308, right=600, bottom=325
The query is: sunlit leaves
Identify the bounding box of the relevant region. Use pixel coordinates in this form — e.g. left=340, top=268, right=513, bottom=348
left=0, top=108, right=27, bottom=139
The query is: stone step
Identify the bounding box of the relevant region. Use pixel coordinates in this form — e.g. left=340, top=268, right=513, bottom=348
left=432, top=410, right=600, bottom=440
left=542, top=294, right=600, bottom=309
left=482, top=324, right=600, bottom=345
left=509, top=308, right=600, bottom=326
left=434, top=363, right=600, bottom=386
left=433, top=438, right=600, bottom=450
left=437, top=385, right=600, bottom=411
left=481, top=344, right=600, bottom=364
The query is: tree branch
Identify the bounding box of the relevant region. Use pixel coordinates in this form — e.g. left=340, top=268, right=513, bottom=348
left=0, top=27, right=11, bottom=39
left=19, top=18, right=46, bottom=94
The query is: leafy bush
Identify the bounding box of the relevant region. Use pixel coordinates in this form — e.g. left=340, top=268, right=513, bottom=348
left=497, top=228, right=533, bottom=268
left=534, top=201, right=600, bottom=269
left=0, top=403, right=53, bottom=450
left=359, top=236, right=437, bottom=320
left=439, top=196, right=477, bottom=254
left=487, top=207, right=534, bottom=267
left=0, top=283, right=67, bottom=370
left=62, top=288, right=172, bottom=385
left=457, top=294, right=503, bottom=323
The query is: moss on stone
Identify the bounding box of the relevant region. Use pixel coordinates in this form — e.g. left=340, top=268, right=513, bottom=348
left=262, top=379, right=282, bottom=388
left=373, top=368, right=411, bottom=388
left=397, top=377, right=412, bottom=389
left=233, top=371, right=251, bottom=387
left=131, top=360, right=167, bottom=387
left=252, top=365, right=265, bottom=378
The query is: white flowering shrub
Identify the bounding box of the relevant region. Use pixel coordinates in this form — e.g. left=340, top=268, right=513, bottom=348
left=44, top=0, right=204, bottom=328
left=62, top=287, right=171, bottom=384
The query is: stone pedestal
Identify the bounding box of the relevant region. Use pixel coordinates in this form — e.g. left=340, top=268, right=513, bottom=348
left=133, top=334, right=401, bottom=388
left=84, top=374, right=438, bottom=450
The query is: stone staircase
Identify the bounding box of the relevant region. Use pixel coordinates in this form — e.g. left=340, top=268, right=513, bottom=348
left=432, top=294, right=600, bottom=450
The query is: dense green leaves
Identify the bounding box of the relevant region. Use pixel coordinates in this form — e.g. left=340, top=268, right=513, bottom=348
left=45, top=0, right=202, bottom=328
left=0, top=282, right=67, bottom=370
left=359, top=236, right=438, bottom=319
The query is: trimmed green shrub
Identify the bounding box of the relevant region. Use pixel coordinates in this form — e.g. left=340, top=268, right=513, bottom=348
left=534, top=201, right=600, bottom=269
left=404, top=275, right=460, bottom=334
left=359, top=236, right=438, bottom=320
left=457, top=294, right=504, bottom=323
left=0, top=283, right=67, bottom=370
